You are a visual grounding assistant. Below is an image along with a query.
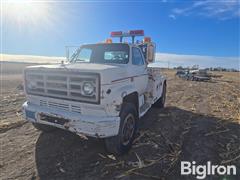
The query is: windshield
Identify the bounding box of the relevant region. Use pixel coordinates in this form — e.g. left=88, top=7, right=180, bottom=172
left=71, top=44, right=129, bottom=64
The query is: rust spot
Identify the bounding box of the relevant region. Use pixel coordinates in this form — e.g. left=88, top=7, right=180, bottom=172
left=63, top=122, right=70, bottom=129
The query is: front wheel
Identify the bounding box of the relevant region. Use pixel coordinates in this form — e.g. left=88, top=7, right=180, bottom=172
left=104, top=103, right=138, bottom=155
left=154, top=82, right=166, bottom=108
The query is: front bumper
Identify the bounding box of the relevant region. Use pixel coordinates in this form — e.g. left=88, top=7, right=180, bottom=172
left=22, top=101, right=120, bottom=138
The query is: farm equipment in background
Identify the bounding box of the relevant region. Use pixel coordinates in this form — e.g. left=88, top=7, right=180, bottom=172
left=176, top=69, right=211, bottom=81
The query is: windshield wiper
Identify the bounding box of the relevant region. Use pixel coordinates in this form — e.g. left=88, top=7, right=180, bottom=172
left=75, top=59, right=87, bottom=62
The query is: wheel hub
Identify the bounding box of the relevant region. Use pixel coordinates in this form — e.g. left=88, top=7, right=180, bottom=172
left=121, top=114, right=135, bottom=146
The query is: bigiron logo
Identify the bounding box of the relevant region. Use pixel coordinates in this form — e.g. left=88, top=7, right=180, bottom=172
left=181, top=161, right=237, bottom=179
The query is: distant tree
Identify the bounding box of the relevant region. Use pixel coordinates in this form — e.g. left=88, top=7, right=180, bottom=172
left=176, top=66, right=183, bottom=70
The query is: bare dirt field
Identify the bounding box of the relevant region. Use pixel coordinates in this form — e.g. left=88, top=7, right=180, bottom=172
left=1, top=62, right=240, bottom=180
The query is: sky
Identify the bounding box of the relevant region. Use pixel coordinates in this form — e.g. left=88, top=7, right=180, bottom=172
left=1, top=0, right=240, bottom=68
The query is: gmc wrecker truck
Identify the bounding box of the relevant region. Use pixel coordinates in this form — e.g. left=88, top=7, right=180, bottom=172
left=22, top=30, right=167, bottom=154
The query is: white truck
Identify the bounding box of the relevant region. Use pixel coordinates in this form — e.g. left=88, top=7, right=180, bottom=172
left=22, top=30, right=167, bottom=155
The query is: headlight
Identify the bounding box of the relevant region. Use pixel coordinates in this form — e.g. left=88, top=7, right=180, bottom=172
left=82, top=82, right=94, bottom=96
left=26, top=81, right=37, bottom=90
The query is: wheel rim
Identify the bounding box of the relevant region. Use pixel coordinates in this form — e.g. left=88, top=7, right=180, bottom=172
left=162, top=85, right=166, bottom=104
left=121, top=114, right=135, bottom=146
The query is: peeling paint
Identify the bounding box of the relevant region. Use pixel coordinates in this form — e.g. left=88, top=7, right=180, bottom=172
left=22, top=101, right=120, bottom=138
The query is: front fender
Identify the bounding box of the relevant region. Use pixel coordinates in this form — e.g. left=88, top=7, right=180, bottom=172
left=102, top=83, right=137, bottom=116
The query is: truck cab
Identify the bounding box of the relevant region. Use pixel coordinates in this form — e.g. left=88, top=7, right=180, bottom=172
left=22, top=30, right=167, bottom=155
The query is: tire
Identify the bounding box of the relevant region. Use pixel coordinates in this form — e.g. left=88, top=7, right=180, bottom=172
left=154, top=83, right=166, bottom=108
left=32, top=122, right=56, bottom=132
left=104, top=103, right=138, bottom=155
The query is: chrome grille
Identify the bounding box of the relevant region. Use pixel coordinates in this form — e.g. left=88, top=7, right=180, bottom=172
left=26, top=70, right=100, bottom=104
left=39, top=100, right=81, bottom=114
left=39, top=100, right=47, bottom=106
left=71, top=105, right=82, bottom=113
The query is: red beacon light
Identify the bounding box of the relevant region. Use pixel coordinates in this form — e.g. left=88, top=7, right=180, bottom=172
left=129, top=30, right=144, bottom=36
left=110, top=31, right=123, bottom=37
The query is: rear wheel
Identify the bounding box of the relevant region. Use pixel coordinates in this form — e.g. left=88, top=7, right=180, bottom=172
left=154, top=82, right=166, bottom=108
left=32, top=123, right=56, bottom=132
left=104, top=103, right=137, bottom=155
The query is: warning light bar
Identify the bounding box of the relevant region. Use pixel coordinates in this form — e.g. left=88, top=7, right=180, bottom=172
left=110, top=30, right=145, bottom=43
left=110, top=30, right=144, bottom=37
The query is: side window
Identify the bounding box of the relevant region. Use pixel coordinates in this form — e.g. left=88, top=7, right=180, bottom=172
left=132, top=47, right=144, bottom=65
left=104, top=51, right=128, bottom=61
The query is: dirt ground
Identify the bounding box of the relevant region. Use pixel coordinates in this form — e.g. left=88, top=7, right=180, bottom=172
left=0, top=62, right=240, bottom=180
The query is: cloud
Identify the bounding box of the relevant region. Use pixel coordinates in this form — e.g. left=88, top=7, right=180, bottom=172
left=0, top=54, right=64, bottom=64
left=1, top=53, right=239, bottom=69
left=169, top=14, right=176, bottom=20
left=155, top=53, right=239, bottom=69
left=170, top=0, right=240, bottom=20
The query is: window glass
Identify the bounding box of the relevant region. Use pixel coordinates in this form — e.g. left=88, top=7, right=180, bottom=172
left=104, top=51, right=129, bottom=61
left=132, top=47, right=144, bottom=65
left=75, top=48, right=92, bottom=62
left=71, top=44, right=129, bottom=64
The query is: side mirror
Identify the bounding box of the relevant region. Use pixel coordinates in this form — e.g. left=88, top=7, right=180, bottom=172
left=146, top=42, right=156, bottom=63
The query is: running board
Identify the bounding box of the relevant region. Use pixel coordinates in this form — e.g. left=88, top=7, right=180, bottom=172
left=139, top=103, right=151, bottom=117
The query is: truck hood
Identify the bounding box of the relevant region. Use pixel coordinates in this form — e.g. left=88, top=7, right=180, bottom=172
left=26, top=63, right=128, bottom=84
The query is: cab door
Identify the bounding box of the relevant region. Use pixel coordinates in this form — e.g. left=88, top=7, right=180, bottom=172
left=131, top=47, right=148, bottom=95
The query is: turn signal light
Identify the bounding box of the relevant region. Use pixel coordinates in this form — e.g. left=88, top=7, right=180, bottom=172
left=143, top=37, right=151, bottom=43
left=105, top=38, right=112, bottom=43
